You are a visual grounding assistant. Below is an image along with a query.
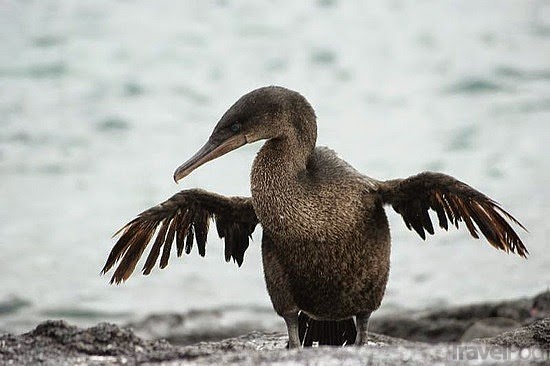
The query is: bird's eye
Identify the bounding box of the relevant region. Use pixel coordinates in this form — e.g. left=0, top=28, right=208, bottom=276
left=230, top=123, right=241, bottom=133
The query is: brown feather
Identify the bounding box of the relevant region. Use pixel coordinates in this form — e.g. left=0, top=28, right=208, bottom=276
left=380, top=172, right=527, bottom=257
left=111, top=221, right=157, bottom=284
left=176, top=210, right=191, bottom=257
left=452, top=196, right=479, bottom=239
left=224, top=225, right=234, bottom=262
left=185, top=224, right=194, bottom=255
left=143, top=217, right=171, bottom=275
left=160, top=214, right=178, bottom=269
left=194, top=209, right=210, bottom=257
left=431, top=193, right=448, bottom=230
left=420, top=200, right=435, bottom=235
left=408, top=201, right=427, bottom=240
left=101, top=189, right=258, bottom=282
left=102, top=219, right=144, bottom=274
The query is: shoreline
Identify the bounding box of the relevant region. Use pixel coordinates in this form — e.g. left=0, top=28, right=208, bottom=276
left=1, top=291, right=549, bottom=365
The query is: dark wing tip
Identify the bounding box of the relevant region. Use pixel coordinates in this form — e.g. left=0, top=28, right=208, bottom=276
left=109, top=275, right=123, bottom=285
left=215, top=213, right=258, bottom=268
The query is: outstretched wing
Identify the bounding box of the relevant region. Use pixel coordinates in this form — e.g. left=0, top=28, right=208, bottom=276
left=378, top=172, right=527, bottom=257
left=101, top=189, right=259, bottom=284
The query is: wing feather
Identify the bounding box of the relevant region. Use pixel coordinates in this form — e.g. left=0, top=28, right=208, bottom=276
left=193, top=209, right=210, bottom=257
left=102, top=189, right=259, bottom=284
left=160, top=214, right=178, bottom=269
left=432, top=192, right=449, bottom=230
left=143, top=217, right=171, bottom=275
left=110, top=221, right=157, bottom=283
left=185, top=225, right=194, bottom=255
left=174, top=210, right=188, bottom=257
left=379, top=172, right=527, bottom=257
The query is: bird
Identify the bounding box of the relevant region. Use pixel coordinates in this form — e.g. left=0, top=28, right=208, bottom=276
left=101, top=86, right=527, bottom=348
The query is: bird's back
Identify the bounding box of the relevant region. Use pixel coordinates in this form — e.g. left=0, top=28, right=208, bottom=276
left=301, top=146, right=383, bottom=238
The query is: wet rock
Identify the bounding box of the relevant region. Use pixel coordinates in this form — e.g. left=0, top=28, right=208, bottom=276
left=477, top=318, right=550, bottom=350
left=370, top=290, right=550, bottom=343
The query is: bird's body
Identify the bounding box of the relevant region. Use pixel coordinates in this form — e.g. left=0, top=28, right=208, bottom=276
left=102, top=86, right=527, bottom=348
left=254, top=143, right=390, bottom=321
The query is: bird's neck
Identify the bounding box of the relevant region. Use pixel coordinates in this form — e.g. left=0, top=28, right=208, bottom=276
left=258, top=137, right=313, bottom=176
left=255, top=106, right=318, bottom=176
left=250, top=110, right=319, bottom=239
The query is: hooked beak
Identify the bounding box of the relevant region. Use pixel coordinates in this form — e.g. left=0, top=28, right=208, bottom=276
left=173, top=134, right=247, bottom=183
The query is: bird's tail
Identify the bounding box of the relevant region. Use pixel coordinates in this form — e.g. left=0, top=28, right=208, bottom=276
left=298, top=312, right=356, bottom=346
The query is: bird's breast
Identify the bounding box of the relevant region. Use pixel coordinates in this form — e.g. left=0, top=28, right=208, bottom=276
left=251, top=174, right=366, bottom=243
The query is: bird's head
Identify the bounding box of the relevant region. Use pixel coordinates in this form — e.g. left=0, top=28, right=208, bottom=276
left=173, top=86, right=315, bottom=182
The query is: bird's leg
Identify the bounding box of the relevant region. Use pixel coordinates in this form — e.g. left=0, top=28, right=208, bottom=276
left=355, top=312, right=372, bottom=346
left=283, top=312, right=301, bottom=348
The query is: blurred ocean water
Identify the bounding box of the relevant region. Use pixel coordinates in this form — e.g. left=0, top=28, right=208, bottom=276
left=0, top=0, right=549, bottom=333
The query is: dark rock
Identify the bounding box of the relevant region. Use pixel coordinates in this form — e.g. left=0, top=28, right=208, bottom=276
left=0, top=320, right=199, bottom=365
left=477, top=318, right=550, bottom=350
left=370, top=290, right=550, bottom=343
left=2, top=320, right=549, bottom=365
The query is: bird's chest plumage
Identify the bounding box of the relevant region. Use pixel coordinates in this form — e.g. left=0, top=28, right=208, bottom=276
left=251, top=163, right=365, bottom=244
left=250, top=170, right=305, bottom=239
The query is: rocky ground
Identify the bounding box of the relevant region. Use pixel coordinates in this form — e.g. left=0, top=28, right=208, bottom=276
left=1, top=291, right=549, bottom=365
